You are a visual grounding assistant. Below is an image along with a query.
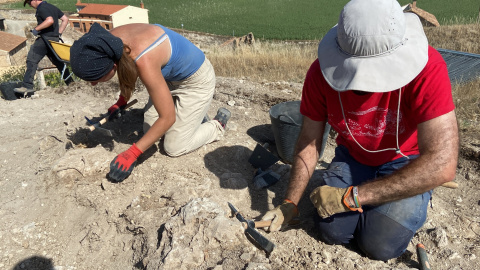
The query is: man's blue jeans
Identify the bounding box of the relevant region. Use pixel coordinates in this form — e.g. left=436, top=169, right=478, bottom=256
left=314, top=145, right=432, bottom=261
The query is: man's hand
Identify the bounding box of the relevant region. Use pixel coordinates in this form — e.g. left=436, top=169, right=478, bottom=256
left=261, top=200, right=298, bottom=232
left=108, top=95, right=128, bottom=120
left=310, top=185, right=363, bottom=218
left=31, top=29, right=39, bottom=36
left=109, top=143, right=143, bottom=182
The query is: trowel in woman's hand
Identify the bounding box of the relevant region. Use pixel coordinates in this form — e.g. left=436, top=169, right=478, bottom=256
left=84, top=99, right=138, bottom=137
left=84, top=116, right=114, bottom=137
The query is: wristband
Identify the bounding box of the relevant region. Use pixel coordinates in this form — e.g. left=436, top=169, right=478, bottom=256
left=342, top=186, right=363, bottom=213
left=353, top=186, right=361, bottom=208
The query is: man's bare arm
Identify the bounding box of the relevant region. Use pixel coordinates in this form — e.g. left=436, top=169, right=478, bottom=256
left=58, top=14, right=69, bottom=34
left=35, top=16, right=54, bottom=31
left=286, top=117, right=327, bottom=205
left=358, top=110, right=459, bottom=205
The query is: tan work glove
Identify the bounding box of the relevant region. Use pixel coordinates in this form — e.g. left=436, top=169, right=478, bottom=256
left=309, top=186, right=363, bottom=219
left=261, top=200, right=299, bottom=232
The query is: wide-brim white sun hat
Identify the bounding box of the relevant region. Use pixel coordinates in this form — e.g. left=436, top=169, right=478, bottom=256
left=318, top=0, right=428, bottom=92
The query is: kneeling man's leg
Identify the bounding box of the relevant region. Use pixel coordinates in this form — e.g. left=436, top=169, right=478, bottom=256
left=355, top=191, right=431, bottom=261
left=314, top=212, right=360, bottom=244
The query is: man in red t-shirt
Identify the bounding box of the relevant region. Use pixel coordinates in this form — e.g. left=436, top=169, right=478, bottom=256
left=261, top=0, right=458, bottom=261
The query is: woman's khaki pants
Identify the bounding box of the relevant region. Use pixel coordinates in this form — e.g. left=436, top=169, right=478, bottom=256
left=143, top=59, right=224, bottom=157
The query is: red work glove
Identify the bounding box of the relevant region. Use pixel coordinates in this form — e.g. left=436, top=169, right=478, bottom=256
left=108, top=95, right=127, bottom=120
left=109, top=143, right=143, bottom=182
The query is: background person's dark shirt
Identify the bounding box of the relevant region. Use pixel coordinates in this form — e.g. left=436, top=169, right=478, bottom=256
left=35, top=1, right=64, bottom=37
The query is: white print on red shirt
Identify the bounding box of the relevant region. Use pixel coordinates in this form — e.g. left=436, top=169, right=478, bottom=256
left=330, top=106, right=405, bottom=139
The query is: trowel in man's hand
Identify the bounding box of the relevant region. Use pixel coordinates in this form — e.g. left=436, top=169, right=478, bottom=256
left=228, top=202, right=275, bottom=253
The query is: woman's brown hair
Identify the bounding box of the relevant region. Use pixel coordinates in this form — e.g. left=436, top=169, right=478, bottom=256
left=117, top=45, right=138, bottom=101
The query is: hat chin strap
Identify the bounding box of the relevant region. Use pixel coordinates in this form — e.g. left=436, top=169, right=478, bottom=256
left=338, top=88, right=409, bottom=159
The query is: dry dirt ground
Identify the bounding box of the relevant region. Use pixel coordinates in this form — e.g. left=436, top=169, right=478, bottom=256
left=1, top=13, right=480, bottom=270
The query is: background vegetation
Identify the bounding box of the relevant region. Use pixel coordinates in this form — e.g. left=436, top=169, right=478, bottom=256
left=0, top=66, right=25, bottom=83
left=5, top=0, right=480, bottom=40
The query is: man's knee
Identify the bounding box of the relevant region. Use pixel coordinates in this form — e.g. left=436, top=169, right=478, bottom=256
left=319, top=230, right=406, bottom=261
left=314, top=214, right=357, bottom=245
left=356, top=210, right=414, bottom=261
left=357, top=239, right=407, bottom=261
left=317, top=230, right=351, bottom=245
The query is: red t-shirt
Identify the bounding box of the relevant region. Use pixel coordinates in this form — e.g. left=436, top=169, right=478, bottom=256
left=300, top=46, right=454, bottom=166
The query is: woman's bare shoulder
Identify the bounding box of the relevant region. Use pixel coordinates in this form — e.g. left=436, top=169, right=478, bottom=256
left=111, top=24, right=163, bottom=43
left=111, top=24, right=167, bottom=60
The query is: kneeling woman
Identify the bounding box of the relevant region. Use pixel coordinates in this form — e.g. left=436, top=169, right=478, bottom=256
left=70, top=23, right=230, bottom=182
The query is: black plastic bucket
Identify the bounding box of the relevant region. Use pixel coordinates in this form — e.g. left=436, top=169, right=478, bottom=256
left=269, top=100, right=330, bottom=164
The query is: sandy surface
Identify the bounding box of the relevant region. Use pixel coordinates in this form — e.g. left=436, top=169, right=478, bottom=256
left=1, top=72, right=479, bottom=270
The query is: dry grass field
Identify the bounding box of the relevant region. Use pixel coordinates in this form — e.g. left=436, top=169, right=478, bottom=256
left=425, top=24, right=480, bottom=53
left=210, top=24, right=480, bottom=82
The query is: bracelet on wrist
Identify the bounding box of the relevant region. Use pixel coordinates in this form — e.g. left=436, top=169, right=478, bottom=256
left=342, top=186, right=363, bottom=213
left=352, top=186, right=361, bottom=208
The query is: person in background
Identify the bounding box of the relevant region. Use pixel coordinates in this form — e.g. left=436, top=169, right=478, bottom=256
left=14, top=0, right=73, bottom=95
left=70, top=23, right=230, bottom=182
left=261, top=0, right=458, bottom=261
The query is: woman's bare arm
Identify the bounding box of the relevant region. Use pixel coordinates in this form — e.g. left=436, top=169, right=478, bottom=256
left=133, top=57, right=176, bottom=153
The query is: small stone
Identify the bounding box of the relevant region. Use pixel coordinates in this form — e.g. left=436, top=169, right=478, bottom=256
left=245, top=262, right=271, bottom=270
left=321, top=250, right=332, bottom=264
left=470, top=222, right=480, bottom=236
left=240, top=252, right=253, bottom=262
left=448, top=252, right=461, bottom=260
left=430, top=228, right=448, bottom=248
left=466, top=254, right=477, bottom=260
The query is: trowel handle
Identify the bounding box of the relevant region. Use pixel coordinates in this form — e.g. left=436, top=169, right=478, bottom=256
left=440, top=181, right=458, bottom=189
left=88, top=118, right=107, bottom=131
left=124, top=99, right=138, bottom=110
left=254, top=220, right=272, bottom=228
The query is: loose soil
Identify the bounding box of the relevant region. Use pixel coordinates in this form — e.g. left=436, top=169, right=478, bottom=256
left=0, top=12, right=479, bottom=270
